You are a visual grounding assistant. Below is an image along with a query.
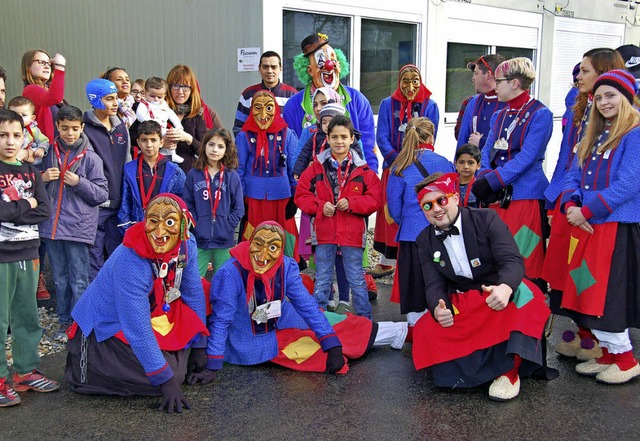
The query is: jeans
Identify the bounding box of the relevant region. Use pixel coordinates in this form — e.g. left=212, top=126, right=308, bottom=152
left=314, top=244, right=372, bottom=319
left=46, top=239, right=90, bottom=324
left=89, top=208, right=121, bottom=280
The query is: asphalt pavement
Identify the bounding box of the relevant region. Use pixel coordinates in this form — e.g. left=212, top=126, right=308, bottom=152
left=4, top=281, right=640, bottom=441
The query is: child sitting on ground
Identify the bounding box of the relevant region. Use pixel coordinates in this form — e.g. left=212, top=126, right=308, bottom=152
left=7, top=96, right=49, bottom=165
left=136, top=77, right=184, bottom=164
left=295, top=115, right=382, bottom=319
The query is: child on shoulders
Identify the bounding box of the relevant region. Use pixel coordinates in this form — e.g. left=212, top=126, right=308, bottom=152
left=7, top=96, right=49, bottom=165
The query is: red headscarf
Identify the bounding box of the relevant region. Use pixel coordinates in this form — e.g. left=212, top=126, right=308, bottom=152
left=241, top=90, right=288, bottom=160
left=417, top=172, right=460, bottom=203
left=229, top=221, right=286, bottom=307
left=391, top=64, right=432, bottom=123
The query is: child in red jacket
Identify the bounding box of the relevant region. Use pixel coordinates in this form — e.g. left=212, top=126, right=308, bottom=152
left=295, top=115, right=381, bottom=319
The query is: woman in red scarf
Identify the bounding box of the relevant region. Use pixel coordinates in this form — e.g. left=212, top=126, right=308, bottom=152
left=236, top=90, right=300, bottom=259
left=65, top=194, right=208, bottom=413
left=373, top=65, right=440, bottom=275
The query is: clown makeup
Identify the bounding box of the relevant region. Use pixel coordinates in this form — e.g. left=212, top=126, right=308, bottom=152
left=145, top=202, right=182, bottom=254
left=249, top=228, right=283, bottom=274
left=308, top=45, right=340, bottom=90
left=313, top=92, right=328, bottom=121
left=252, top=94, right=276, bottom=130
left=400, top=70, right=421, bottom=100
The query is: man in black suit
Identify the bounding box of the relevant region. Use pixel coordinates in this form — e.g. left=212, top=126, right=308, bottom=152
left=412, top=172, right=551, bottom=401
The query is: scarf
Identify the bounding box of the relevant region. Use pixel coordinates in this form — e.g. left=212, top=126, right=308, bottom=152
left=241, top=90, right=288, bottom=163
left=118, top=94, right=137, bottom=127
left=391, top=64, right=432, bottom=123
left=229, top=222, right=285, bottom=311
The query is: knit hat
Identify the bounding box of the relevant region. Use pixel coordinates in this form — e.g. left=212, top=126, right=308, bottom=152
left=593, top=69, right=638, bottom=104
left=319, top=102, right=345, bottom=121
left=301, top=33, right=329, bottom=57
left=86, top=78, right=117, bottom=110
left=616, top=44, right=640, bottom=79
left=572, top=62, right=581, bottom=83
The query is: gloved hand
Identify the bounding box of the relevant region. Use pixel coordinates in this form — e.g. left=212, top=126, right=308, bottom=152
left=158, top=376, right=191, bottom=413
left=471, top=177, right=500, bottom=205
left=187, top=348, right=207, bottom=375
left=285, top=192, right=297, bottom=220
left=324, top=346, right=345, bottom=374
left=186, top=368, right=217, bottom=385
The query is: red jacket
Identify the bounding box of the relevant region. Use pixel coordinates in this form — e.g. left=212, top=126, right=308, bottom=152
left=295, top=149, right=381, bottom=248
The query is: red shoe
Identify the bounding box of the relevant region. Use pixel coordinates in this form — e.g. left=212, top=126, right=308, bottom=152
left=365, top=274, right=378, bottom=300
left=36, top=273, right=50, bottom=301
left=12, top=370, right=59, bottom=393
left=0, top=377, right=21, bottom=407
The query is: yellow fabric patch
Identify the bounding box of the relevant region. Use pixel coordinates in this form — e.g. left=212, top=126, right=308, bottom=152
left=452, top=304, right=460, bottom=315
left=243, top=223, right=255, bottom=241
left=568, top=235, right=579, bottom=264
left=151, top=315, right=174, bottom=336
left=281, top=336, right=321, bottom=364
left=384, top=204, right=394, bottom=224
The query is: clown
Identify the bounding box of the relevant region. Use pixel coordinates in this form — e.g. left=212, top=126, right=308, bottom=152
left=413, top=172, right=553, bottom=401
left=66, top=194, right=208, bottom=413
left=236, top=90, right=299, bottom=259
left=186, top=222, right=409, bottom=383
left=374, top=64, right=440, bottom=274
left=283, top=33, right=378, bottom=172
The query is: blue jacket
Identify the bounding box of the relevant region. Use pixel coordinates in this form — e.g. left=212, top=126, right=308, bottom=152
left=72, top=236, right=206, bottom=386
left=118, top=157, right=186, bottom=232
left=480, top=99, right=552, bottom=201
left=205, top=256, right=341, bottom=370
left=561, top=126, right=640, bottom=224
left=284, top=84, right=378, bottom=172
left=182, top=168, right=244, bottom=249
left=377, top=96, right=440, bottom=169
left=39, top=133, right=109, bottom=245
left=456, top=93, right=506, bottom=151
left=387, top=151, right=455, bottom=241
left=236, top=127, right=298, bottom=200
left=82, top=111, right=131, bottom=209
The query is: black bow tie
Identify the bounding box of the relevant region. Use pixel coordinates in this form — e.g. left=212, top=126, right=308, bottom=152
left=435, top=225, right=460, bottom=241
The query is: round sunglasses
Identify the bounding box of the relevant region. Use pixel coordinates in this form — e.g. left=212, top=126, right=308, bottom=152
left=421, top=193, right=454, bottom=211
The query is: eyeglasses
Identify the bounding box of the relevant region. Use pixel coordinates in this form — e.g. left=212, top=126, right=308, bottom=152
left=31, top=59, right=52, bottom=67
left=131, top=90, right=144, bottom=96
left=495, top=77, right=512, bottom=84
left=421, top=193, right=454, bottom=211
left=170, top=84, right=192, bottom=92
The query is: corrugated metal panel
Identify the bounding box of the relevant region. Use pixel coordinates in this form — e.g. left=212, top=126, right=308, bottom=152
left=0, top=0, right=264, bottom=129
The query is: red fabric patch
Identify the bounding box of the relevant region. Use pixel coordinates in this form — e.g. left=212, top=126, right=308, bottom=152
left=374, top=169, right=399, bottom=249
left=541, top=200, right=572, bottom=290
left=561, top=223, right=617, bottom=317
left=412, top=279, right=549, bottom=370
left=492, top=200, right=544, bottom=279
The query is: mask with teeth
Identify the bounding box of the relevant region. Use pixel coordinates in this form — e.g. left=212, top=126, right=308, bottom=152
left=251, top=94, right=276, bottom=130
left=308, top=44, right=341, bottom=90
left=249, top=227, right=284, bottom=275
left=144, top=201, right=182, bottom=254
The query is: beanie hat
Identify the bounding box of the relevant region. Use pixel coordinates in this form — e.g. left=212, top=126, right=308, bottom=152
left=572, top=62, right=580, bottom=83
left=319, top=102, right=345, bottom=121
left=593, top=69, right=638, bottom=104
left=86, top=78, right=117, bottom=110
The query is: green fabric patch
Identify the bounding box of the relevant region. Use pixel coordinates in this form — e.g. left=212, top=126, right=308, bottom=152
left=512, top=282, right=534, bottom=308
left=570, top=259, right=597, bottom=295
left=324, top=311, right=347, bottom=326
left=285, top=231, right=297, bottom=258
left=513, top=225, right=541, bottom=259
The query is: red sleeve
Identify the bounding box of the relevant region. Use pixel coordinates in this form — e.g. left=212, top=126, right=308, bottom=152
left=294, top=166, right=320, bottom=216
left=22, top=68, right=66, bottom=107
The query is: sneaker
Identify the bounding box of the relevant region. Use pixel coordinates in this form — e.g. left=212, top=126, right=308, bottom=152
left=334, top=301, right=352, bottom=315
left=366, top=264, right=395, bottom=279
left=365, top=274, right=378, bottom=301
left=12, top=370, right=59, bottom=393
left=327, top=300, right=338, bottom=312
left=488, top=375, right=520, bottom=401
left=55, top=323, right=70, bottom=340
left=36, top=273, right=50, bottom=301
left=0, top=378, right=21, bottom=407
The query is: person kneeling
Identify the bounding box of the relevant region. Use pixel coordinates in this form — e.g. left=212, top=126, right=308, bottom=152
left=413, top=172, right=551, bottom=401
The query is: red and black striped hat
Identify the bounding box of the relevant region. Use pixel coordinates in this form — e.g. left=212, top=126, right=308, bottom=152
left=593, top=69, right=638, bottom=104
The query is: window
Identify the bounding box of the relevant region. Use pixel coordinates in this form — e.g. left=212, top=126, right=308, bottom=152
left=360, top=19, right=417, bottom=113
left=282, top=11, right=351, bottom=90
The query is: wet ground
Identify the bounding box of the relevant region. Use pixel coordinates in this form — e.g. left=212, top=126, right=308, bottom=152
left=5, top=281, right=640, bottom=441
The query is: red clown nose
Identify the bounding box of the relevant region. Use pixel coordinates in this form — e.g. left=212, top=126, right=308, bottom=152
left=324, top=59, right=335, bottom=71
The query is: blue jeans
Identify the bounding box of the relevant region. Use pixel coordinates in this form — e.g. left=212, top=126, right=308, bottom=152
left=45, top=239, right=90, bottom=324
left=314, top=244, right=372, bottom=319
left=89, top=208, right=121, bottom=281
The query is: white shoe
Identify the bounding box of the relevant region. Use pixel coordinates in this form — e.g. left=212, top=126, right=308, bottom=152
left=488, top=375, right=520, bottom=401
left=596, top=362, right=640, bottom=384
left=575, top=359, right=612, bottom=376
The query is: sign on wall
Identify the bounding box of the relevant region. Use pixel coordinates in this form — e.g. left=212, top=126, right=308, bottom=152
left=237, top=47, right=261, bottom=72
